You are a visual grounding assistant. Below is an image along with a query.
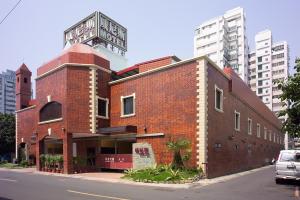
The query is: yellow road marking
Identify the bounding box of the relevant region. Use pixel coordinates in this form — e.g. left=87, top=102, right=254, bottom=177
left=67, top=189, right=130, bottom=200
left=0, top=178, right=17, bottom=182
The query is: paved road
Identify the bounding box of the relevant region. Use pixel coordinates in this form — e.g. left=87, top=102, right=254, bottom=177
left=0, top=166, right=299, bottom=200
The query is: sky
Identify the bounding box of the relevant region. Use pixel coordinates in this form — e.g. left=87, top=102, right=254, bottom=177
left=0, top=0, right=299, bottom=79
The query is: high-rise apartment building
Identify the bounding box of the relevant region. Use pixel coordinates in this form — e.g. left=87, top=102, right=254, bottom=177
left=0, top=70, right=16, bottom=114
left=248, top=30, right=289, bottom=122
left=194, top=7, right=249, bottom=83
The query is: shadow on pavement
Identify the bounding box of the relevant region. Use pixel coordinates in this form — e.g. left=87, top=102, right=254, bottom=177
left=0, top=197, right=13, bottom=200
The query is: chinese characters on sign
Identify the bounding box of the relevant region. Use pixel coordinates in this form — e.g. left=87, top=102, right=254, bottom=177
left=99, top=13, right=127, bottom=51
left=64, top=11, right=127, bottom=52
left=135, top=147, right=150, bottom=158
left=64, top=13, right=97, bottom=45
left=133, top=143, right=156, bottom=170
left=99, top=154, right=132, bottom=169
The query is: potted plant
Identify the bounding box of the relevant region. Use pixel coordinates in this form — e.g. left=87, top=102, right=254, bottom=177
left=40, top=154, right=46, bottom=171
left=45, top=154, right=51, bottom=172
left=50, top=155, right=56, bottom=172
left=58, top=155, right=63, bottom=173
left=80, top=156, right=88, bottom=173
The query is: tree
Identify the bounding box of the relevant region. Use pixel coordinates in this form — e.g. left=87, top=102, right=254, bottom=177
left=0, top=113, right=15, bottom=156
left=278, top=58, right=300, bottom=137
left=166, top=138, right=191, bottom=169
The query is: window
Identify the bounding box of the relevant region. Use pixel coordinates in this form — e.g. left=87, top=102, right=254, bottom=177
left=248, top=118, right=252, bottom=135
left=121, top=93, right=135, bottom=117
left=258, top=80, right=263, bottom=86
left=257, top=123, right=261, bottom=137
left=258, top=88, right=262, bottom=94
left=280, top=152, right=295, bottom=162
left=215, top=85, right=223, bottom=112
left=24, top=78, right=27, bottom=83
left=258, top=72, right=262, bottom=78
left=97, top=97, right=109, bottom=118
left=269, top=131, right=272, bottom=141
left=234, top=111, right=240, bottom=131
left=264, top=127, right=267, bottom=140
left=39, top=101, right=62, bottom=122
left=258, top=57, right=262, bottom=62
left=258, top=64, right=262, bottom=70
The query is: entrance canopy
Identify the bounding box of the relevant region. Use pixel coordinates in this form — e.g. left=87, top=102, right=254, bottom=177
left=97, top=125, right=137, bottom=135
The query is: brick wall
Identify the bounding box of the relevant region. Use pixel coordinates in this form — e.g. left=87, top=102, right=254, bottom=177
left=138, top=56, right=177, bottom=73
left=110, top=61, right=198, bottom=167
left=97, top=70, right=111, bottom=128
left=206, top=62, right=283, bottom=178
left=36, top=67, right=67, bottom=139
left=66, top=66, right=90, bottom=133
left=16, top=107, right=37, bottom=156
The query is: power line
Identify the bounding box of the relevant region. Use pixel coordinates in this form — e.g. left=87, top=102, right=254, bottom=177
left=0, top=0, right=22, bottom=25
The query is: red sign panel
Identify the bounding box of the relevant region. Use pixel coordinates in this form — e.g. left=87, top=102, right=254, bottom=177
left=99, top=154, right=132, bottom=169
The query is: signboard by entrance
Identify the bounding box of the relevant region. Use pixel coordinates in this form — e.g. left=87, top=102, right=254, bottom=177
left=99, top=154, right=132, bottom=169
left=133, top=143, right=156, bottom=169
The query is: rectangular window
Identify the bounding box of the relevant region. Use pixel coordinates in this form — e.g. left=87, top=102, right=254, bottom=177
left=121, top=93, right=135, bottom=117
left=258, top=64, right=262, bottom=70
left=269, top=131, right=272, bottom=141
left=258, top=80, right=263, bottom=86
left=234, top=111, right=240, bottom=131
left=258, top=88, right=262, bottom=94
left=248, top=118, right=252, bottom=135
left=264, top=127, right=267, bottom=140
left=258, top=57, right=262, bottom=62
left=257, top=123, right=261, bottom=138
left=97, top=97, right=109, bottom=118
left=215, top=85, right=223, bottom=112
left=258, top=72, right=262, bottom=78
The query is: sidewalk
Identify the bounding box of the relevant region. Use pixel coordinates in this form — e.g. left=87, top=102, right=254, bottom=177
left=0, top=165, right=273, bottom=189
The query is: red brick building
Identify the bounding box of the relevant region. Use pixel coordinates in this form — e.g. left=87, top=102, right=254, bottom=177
left=15, top=44, right=283, bottom=178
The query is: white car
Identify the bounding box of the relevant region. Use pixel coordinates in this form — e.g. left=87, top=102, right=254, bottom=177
left=275, top=150, right=300, bottom=184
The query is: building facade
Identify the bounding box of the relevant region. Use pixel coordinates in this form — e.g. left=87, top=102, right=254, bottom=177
left=194, top=7, right=249, bottom=83
left=248, top=30, right=289, bottom=123
left=0, top=70, right=16, bottom=114
left=16, top=44, right=283, bottom=178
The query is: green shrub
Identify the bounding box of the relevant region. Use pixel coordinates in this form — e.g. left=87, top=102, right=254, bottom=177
left=0, top=160, right=8, bottom=164
left=40, top=154, right=46, bottom=167
left=123, top=165, right=202, bottom=183
left=20, top=160, right=29, bottom=167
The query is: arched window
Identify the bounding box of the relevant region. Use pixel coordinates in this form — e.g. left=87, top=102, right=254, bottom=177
left=39, top=101, right=62, bottom=122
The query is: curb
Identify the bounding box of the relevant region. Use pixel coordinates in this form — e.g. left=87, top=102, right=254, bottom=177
left=190, top=165, right=273, bottom=188
left=33, top=171, right=192, bottom=189
left=0, top=165, right=273, bottom=189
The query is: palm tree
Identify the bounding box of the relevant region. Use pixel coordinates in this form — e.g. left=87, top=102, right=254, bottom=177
left=166, top=138, right=191, bottom=169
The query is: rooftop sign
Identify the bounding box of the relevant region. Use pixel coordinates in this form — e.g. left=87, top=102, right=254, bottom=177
left=64, top=11, right=127, bottom=52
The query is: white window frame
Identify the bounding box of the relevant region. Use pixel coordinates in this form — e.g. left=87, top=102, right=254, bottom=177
left=264, top=127, right=267, bottom=140
left=96, top=96, right=109, bottom=119
left=234, top=111, right=240, bottom=131
left=257, top=123, right=261, bottom=138
left=248, top=118, right=252, bottom=135
left=121, top=93, right=136, bottom=118
left=214, top=85, right=223, bottom=112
